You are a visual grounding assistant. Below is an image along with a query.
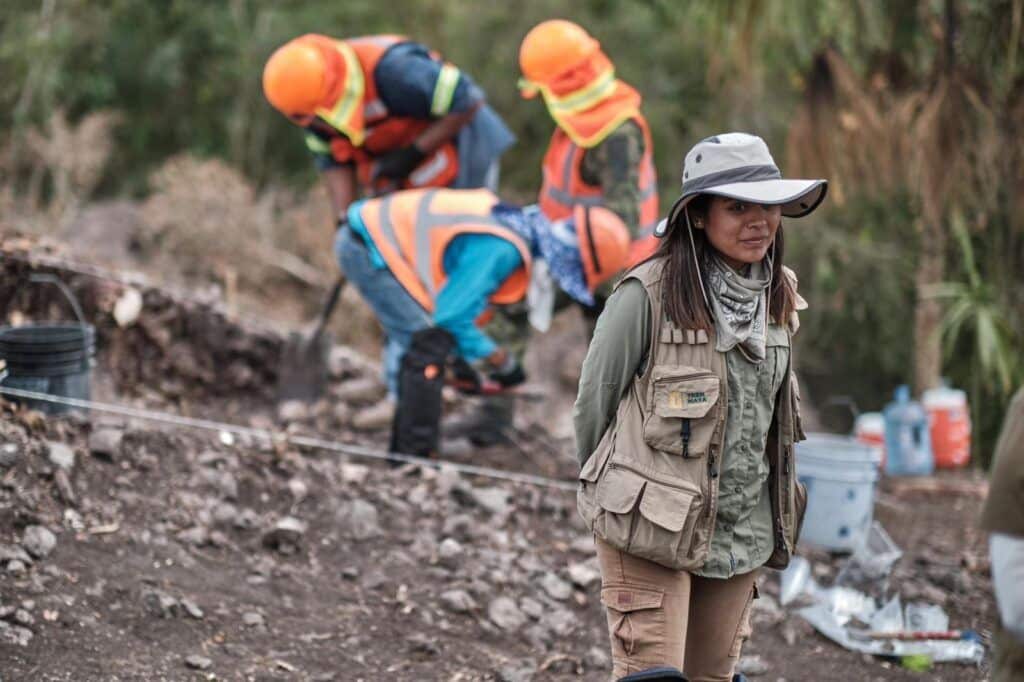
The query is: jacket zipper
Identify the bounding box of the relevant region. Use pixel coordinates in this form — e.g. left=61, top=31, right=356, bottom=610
left=681, top=419, right=691, bottom=458
left=705, top=448, right=718, bottom=519
left=705, top=419, right=722, bottom=518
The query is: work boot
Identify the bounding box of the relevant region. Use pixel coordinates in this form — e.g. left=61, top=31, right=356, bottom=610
left=351, top=398, right=395, bottom=431
left=618, top=667, right=687, bottom=681
left=442, top=396, right=515, bottom=447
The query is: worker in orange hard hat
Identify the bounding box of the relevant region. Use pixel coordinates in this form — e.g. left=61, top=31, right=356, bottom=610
left=263, top=34, right=514, bottom=225
left=334, top=187, right=631, bottom=455
left=519, top=19, right=659, bottom=281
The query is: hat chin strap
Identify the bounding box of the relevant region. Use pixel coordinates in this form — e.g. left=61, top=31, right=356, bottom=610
left=685, top=209, right=713, bottom=314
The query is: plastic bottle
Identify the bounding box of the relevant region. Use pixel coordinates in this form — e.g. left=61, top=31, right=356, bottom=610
left=883, top=385, right=934, bottom=476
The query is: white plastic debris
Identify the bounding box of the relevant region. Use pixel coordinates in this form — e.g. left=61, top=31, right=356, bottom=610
left=113, top=288, right=143, bottom=327
left=784, top=520, right=983, bottom=665
left=869, top=596, right=904, bottom=633
left=780, top=556, right=816, bottom=606
left=799, top=602, right=984, bottom=663
left=905, top=602, right=949, bottom=633
left=835, top=521, right=903, bottom=598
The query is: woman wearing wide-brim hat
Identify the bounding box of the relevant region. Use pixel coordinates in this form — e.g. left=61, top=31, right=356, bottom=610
left=574, top=133, right=826, bottom=681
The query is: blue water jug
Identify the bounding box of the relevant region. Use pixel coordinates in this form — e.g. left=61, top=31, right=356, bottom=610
left=883, top=385, right=934, bottom=476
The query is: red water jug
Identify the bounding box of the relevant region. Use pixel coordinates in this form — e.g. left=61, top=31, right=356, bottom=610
left=922, top=387, right=971, bottom=468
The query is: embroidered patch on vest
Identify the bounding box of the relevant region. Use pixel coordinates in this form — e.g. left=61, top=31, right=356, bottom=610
left=668, top=390, right=708, bottom=409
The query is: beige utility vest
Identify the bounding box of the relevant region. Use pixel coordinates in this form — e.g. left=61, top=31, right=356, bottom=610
left=578, top=258, right=808, bottom=572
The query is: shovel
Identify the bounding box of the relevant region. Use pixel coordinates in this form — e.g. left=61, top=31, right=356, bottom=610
left=276, top=275, right=346, bottom=403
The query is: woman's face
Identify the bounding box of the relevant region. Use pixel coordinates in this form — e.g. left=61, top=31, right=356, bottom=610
left=696, top=196, right=781, bottom=270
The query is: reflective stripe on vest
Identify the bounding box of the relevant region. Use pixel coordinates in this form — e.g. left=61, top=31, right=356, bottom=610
left=545, top=145, right=658, bottom=208
left=539, top=115, right=659, bottom=236
left=346, top=34, right=406, bottom=124
left=360, top=189, right=531, bottom=312
left=430, top=63, right=461, bottom=116
left=316, top=41, right=368, bottom=144
left=543, top=68, right=617, bottom=116
left=312, top=35, right=461, bottom=190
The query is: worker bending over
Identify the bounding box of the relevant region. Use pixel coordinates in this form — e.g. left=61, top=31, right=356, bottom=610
left=263, top=34, right=514, bottom=220
left=336, top=187, right=630, bottom=456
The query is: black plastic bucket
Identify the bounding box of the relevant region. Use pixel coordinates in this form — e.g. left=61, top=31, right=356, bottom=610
left=0, top=276, right=95, bottom=415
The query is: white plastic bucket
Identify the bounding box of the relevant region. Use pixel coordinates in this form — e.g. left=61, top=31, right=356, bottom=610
left=796, top=433, right=882, bottom=552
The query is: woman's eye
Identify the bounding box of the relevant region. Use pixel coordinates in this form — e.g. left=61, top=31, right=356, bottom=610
left=730, top=202, right=747, bottom=212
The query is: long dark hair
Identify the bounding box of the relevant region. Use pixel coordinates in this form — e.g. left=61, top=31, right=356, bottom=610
left=649, top=194, right=797, bottom=331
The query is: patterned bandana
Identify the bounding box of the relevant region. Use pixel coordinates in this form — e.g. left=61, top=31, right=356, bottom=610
left=491, top=204, right=593, bottom=306
left=704, top=254, right=771, bottom=361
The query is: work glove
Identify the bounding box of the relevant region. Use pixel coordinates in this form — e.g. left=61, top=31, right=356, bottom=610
left=372, top=145, right=426, bottom=181
left=489, top=354, right=526, bottom=388
left=447, top=356, right=480, bottom=393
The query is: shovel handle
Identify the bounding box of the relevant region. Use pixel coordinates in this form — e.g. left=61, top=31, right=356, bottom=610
left=310, top=275, right=346, bottom=344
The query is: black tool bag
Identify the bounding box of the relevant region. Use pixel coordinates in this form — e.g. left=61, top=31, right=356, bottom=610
left=390, top=327, right=454, bottom=458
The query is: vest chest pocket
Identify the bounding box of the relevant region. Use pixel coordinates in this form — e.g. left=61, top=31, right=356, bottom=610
left=644, top=366, right=721, bottom=457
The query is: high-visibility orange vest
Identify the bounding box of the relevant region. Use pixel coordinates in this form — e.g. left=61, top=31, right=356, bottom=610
left=355, top=189, right=531, bottom=313
left=539, top=114, right=659, bottom=265
left=307, top=34, right=459, bottom=191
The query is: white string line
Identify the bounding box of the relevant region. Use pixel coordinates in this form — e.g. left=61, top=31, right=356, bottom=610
left=0, top=386, right=577, bottom=492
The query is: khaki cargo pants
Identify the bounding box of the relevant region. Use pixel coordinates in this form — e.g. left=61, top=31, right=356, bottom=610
left=596, top=537, right=758, bottom=681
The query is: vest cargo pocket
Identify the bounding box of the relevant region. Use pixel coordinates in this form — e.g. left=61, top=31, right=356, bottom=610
left=594, top=465, right=646, bottom=550
left=634, top=478, right=699, bottom=568
left=644, top=366, right=721, bottom=457
left=594, top=465, right=702, bottom=570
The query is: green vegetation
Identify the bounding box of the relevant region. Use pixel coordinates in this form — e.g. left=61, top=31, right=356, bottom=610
left=1, top=0, right=1021, bottom=462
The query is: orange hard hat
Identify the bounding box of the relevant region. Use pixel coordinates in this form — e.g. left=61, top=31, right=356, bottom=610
left=574, top=205, right=631, bottom=291
left=262, top=38, right=331, bottom=116
left=519, top=20, right=600, bottom=89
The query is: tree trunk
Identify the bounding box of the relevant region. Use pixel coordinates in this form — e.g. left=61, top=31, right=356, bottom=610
left=913, top=223, right=946, bottom=394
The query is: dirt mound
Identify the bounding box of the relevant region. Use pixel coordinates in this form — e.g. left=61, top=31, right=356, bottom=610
left=2, top=239, right=283, bottom=405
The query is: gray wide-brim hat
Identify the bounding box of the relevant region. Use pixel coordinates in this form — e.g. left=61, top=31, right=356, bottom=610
left=654, top=132, right=828, bottom=238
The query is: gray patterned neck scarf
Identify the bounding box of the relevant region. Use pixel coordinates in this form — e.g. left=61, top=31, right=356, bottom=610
left=704, top=254, right=771, bottom=361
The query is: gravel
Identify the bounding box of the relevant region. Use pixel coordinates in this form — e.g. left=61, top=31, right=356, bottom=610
left=21, top=525, right=56, bottom=559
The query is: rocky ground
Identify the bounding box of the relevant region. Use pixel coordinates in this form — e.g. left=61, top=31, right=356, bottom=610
left=0, top=242, right=999, bottom=681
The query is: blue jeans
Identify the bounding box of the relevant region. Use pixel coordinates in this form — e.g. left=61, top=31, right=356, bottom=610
left=335, top=227, right=431, bottom=399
